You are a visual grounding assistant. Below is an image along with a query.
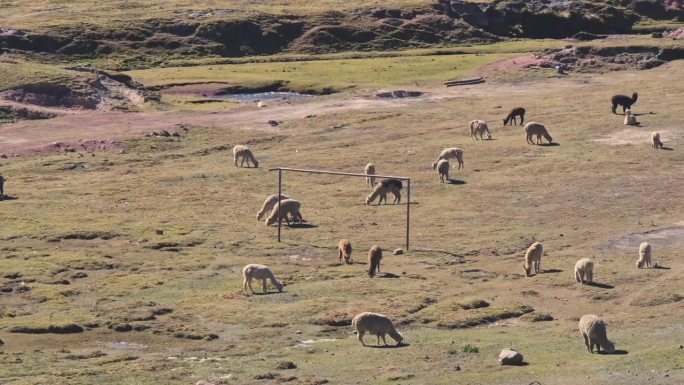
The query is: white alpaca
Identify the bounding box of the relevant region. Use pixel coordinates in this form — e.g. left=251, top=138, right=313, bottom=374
left=256, top=194, right=290, bottom=220
left=637, top=242, right=652, bottom=268
left=436, top=159, right=449, bottom=182
left=574, top=258, right=593, bottom=284
left=651, top=132, right=663, bottom=149
left=624, top=109, right=638, bottom=126
left=265, top=199, right=303, bottom=226
left=469, top=119, right=491, bottom=140
left=233, top=145, right=259, bottom=168
left=579, top=315, right=615, bottom=354
left=352, top=312, right=403, bottom=346
left=364, top=163, right=376, bottom=187
left=242, top=264, right=283, bottom=294
left=522, top=242, right=543, bottom=277
left=524, top=122, right=553, bottom=145
left=432, top=148, right=463, bottom=170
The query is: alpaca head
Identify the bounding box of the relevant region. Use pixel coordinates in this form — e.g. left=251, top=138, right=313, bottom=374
left=432, top=161, right=438, bottom=170
left=632, top=92, right=638, bottom=100
left=503, top=118, right=507, bottom=125
left=544, top=133, right=553, bottom=143
left=602, top=339, right=615, bottom=353
left=253, top=158, right=259, bottom=168
left=275, top=280, right=284, bottom=293
left=486, top=131, right=492, bottom=140
left=365, top=194, right=373, bottom=205
left=523, top=263, right=532, bottom=277
left=390, top=330, right=404, bottom=345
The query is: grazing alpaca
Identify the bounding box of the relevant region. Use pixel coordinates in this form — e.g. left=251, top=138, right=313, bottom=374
left=579, top=315, right=615, bottom=354
left=436, top=159, right=449, bottom=183
left=611, top=92, right=638, bottom=114
left=469, top=119, right=491, bottom=140
left=352, top=312, right=403, bottom=346
left=432, top=148, right=463, bottom=170
left=503, top=107, right=526, bottom=126
left=368, top=245, right=383, bottom=277
left=651, top=132, right=663, bottom=149
left=242, top=264, right=284, bottom=294
left=233, top=145, right=259, bottom=168
left=524, top=122, right=553, bottom=145
left=366, top=179, right=402, bottom=205
left=522, top=241, right=543, bottom=277
left=265, top=199, right=303, bottom=226
left=574, top=258, right=594, bottom=284
left=339, top=239, right=353, bottom=264
left=256, top=194, right=290, bottom=220
left=0, top=175, right=4, bottom=197
left=623, top=109, right=638, bottom=126
left=637, top=242, right=652, bottom=268
left=364, top=163, right=376, bottom=187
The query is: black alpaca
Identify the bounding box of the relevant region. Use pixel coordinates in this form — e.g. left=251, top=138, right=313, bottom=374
left=611, top=92, right=638, bottom=114
left=0, top=176, right=4, bottom=197
left=503, top=107, right=526, bottom=126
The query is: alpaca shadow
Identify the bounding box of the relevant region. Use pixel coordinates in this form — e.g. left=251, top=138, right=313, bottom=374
left=250, top=291, right=283, bottom=296
left=378, top=272, right=400, bottom=279
left=660, top=146, right=674, bottom=151
left=537, top=269, right=562, bottom=274
left=447, top=179, right=466, bottom=185
left=366, top=342, right=410, bottom=349
left=632, top=112, right=655, bottom=116
left=0, top=195, right=18, bottom=201
left=653, top=265, right=671, bottom=270
left=288, top=223, right=318, bottom=229
left=539, top=142, right=560, bottom=147
left=586, top=282, right=614, bottom=289
left=600, top=349, right=628, bottom=355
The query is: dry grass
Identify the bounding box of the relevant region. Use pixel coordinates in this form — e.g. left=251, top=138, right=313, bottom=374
left=0, top=54, right=683, bottom=384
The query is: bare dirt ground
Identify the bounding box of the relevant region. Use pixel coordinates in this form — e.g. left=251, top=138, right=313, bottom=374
left=1, top=59, right=683, bottom=385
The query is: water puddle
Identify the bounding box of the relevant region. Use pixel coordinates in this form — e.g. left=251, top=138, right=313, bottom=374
left=108, top=341, right=147, bottom=350
left=294, top=338, right=338, bottom=347
left=216, top=92, right=314, bottom=102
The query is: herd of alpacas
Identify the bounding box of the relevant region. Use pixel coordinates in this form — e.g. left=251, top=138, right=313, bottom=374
left=232, top=91, right=668, bottom=355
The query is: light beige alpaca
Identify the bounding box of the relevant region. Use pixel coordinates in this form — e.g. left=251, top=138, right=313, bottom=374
left=364, top=163, right=376, bottom=187
left=352, top=312, right=403, bottom=346
left=432, top=148, right=464, bottom=170
left=522, top=241, right=543, bottom=277
left=651, top=132, right=663, bottom=149
left=579, top=315, right=615, bottom=354
left=338, top=239, right=352, bottom=264
left=524, top=122, right=553, bottom=145
left=366, top=179, right=402, bottom=205
left=265, top=199, right=303, bottom=226
left=436, top=159, right=449, bottom=183
left=574, top=258, right=593, bottom=284
left=624, top=109, right=638, bottom=126
left=469, top=119, right=491, bottom=140
left=242, top=264, right=283, bottom=294
left=233, top=145, right=259, bottom=168
left=637, top=242, right=652, bottom=268
left=256, top=194, right=290, bottom=220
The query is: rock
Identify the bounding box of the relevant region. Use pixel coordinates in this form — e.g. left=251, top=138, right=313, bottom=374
left=268, top=120, right=279, bottom=126
left=393, top=248, right=404, bottom=255
left=498, top=348, right=524, bottom=366
left=0, top=338, right=4, bottom=345
left=0, top=154, right=7, bottom=158
left=155, top=229, right=164, bottom=235
left=652, top=31, right=663, bottom=38
left=111, top=323, right=133, bottom=332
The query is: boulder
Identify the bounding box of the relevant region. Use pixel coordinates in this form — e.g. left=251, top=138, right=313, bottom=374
left=498, top=348, right=524, bottom=365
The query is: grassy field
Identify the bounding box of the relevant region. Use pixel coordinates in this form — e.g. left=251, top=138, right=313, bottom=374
left=1, top=38, right=683, bottom=384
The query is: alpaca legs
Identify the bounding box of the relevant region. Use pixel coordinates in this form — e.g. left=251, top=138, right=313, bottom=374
left=262, top=279, right=268, bottom=293
left=519, top=115, right=524, bottom=125
left=575, top=270, right=582, bottom=283
left=234, top=155, right=239, bottom=167
left=339, top=249, right=343, bottom=262
left=583, top=334, right=591, bottom=352
left=246, top=277, right=254, bottom=293
left=358, top=330, right=366, bottom=346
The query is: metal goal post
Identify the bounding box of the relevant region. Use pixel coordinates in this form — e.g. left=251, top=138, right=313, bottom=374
left=269, top=167, right=412, bottom=249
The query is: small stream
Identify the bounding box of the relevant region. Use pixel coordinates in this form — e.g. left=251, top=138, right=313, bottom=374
left=216, top=92, right=314, bottom=102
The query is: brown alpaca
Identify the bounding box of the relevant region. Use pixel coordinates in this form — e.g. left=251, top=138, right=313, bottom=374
left=338, top=239, right=353, bottom=263
left=0, top=175, right=5, bottom=197
left=503, top=107, right=526, bottom=126
left=611, top=92, right=638, bottom=114
left=368, top=246, right=382, bottom=277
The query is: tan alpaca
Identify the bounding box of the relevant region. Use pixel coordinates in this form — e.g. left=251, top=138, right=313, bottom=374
left=368, top=246, right=382, bottom=277
left=338, top=239, right=352, bottom=263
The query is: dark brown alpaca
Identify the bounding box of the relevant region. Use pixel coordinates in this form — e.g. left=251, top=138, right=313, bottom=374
left=503, top=107, right=526, bottom=126
left=368, top=246, right=382, bottom=278
left=0, top=176, right=5, bottom=196
left=611, top=92, right=638, bottom=114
